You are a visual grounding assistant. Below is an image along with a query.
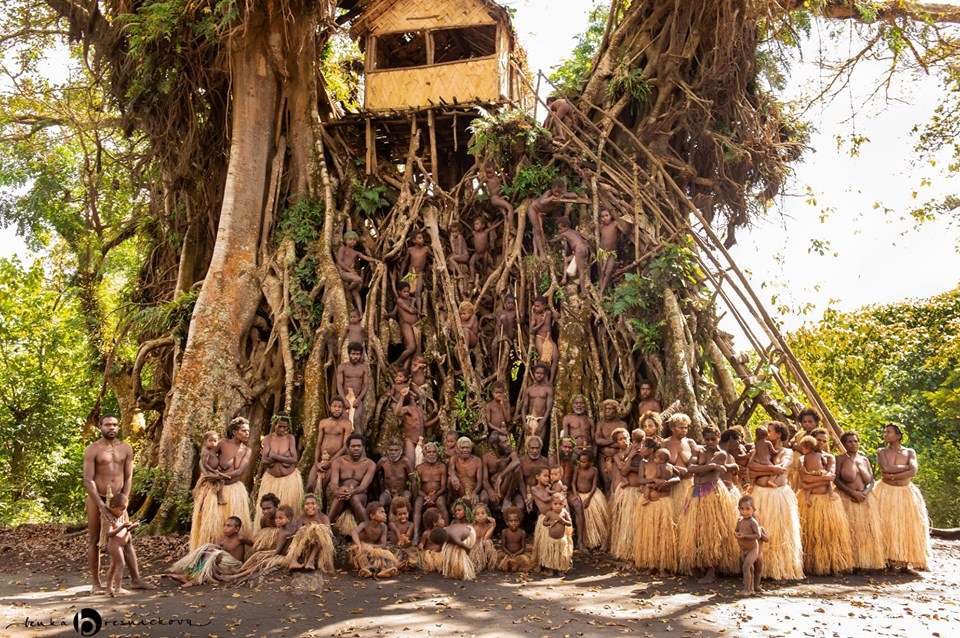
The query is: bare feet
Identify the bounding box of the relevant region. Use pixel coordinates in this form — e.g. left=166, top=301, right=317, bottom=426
left=111, top=587, right=131, bottom=597
left=697, top=569, right=717, bottom=585
left=90, top=584, right=107, bottom=595
left=377, top=567, right=398, bottom=578
left=358, top=568, right=373, bottom=578
left=129, top=579, right=156, bottom=590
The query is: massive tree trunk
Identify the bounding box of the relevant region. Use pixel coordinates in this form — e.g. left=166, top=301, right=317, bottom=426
left=152, top=15, right=278, bottom=529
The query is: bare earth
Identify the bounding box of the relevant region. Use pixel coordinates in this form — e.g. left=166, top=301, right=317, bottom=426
left=0, top=526, right=957, bottom=638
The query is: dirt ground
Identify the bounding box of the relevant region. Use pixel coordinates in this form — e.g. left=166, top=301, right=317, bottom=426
left=0, top=525, right=957, bottom=638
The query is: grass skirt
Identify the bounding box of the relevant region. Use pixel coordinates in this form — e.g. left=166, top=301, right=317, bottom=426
left=874, top=481, right=931, bottom=570
left=609, top=486, right=644, bottom=561
left=534, top=521, right=573, bottom=572
left=579, top=491, right=610, bottom=551
left=252, top=526, right=282, bottom=552
left=169, top=544, right=242, bottom=585
left=419, top=548, right=443, bottom=572
left=348, top=543, right=400, bottom=575
left=334, top=510, right=358, bottom=536
left=752, top=485, right=804, bottom=580
left=497, top=551, right=533, bottom=572
left=441, top=529, right=478, bottom=580
left=797, top=492, right=854, bottom=575
left=394, top=545, right=420, bottom=571
left=677, top=482, right=739, bottom=575
left=669, top=477, right=694, bottom=525
left=840, top=493, right=887, bottom=570
left=255, top=472, right=304, bottom=532
left=231, top=548, right=287, bottom=583
left=633, top=496, right=678, bottom=573
left=284, top=523, right=335, bottom=573
left=787, top=453, right=801, bottom=491
left=190, top=481, right=253, bottom=551
left=469, top=538, right=497, bottom=572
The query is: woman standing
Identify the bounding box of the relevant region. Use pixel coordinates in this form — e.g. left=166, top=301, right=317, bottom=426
left=190, top=417, right=254, bottom=550
left=661, top=413, right=697, bottom=523
left=874, top=424, right=931, bottom=571
left=834, top=431, right=886, bottom=570
left=747, top=421, right=804, bottom=581
left=796, top=431, right=854, bottom=575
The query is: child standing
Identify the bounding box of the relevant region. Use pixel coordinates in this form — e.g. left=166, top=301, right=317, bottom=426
left=735, top=495, right=767, bottom=595
left=536, top=494, right=574, bottom=576
left=103, top=493, right=140, bottom=596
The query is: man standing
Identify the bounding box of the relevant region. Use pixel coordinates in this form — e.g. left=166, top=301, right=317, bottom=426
left=83, top=415, right=153, bottom=593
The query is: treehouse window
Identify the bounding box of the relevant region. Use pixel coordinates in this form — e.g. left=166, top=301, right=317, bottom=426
left=373, top=31, right=427, bottom=69
left=431, top=25, right=497, bottom=64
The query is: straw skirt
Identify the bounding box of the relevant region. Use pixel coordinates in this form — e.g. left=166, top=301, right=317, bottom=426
left=797, top=492, right=854, bottom=575
left=609, top=487, right=644, bottom=561
left=169, top=544, right=242, bottom=585
left=873, top=481, right=931, bottom=570
left=677, top=482, right=740, bottom=575
left=440, top=528, right=478, bottom=581
left=419, top=548, right=443, bottom=572
left=497, top=550, right=533, bottom=572
left=534, top=516, right=573, bottom=572
left=633, top=496, right=678, bottom=573
left=251, top=526, right=282, bottom=552
left=349, top=543, right=400, bottom=575
left=284, top=523, right=335, bottom=573
left=840, top=493, right=887, bottom=570
left=254, top=472, right=304, bottom=532
left=752, top=484, right=804, bottom=580
left=190, top=481, right=252, bottom=550
left=669, top=477, right=694, bottom=524
left=334, top=510, right=358, bottom=536
left=469, top=538, right=498, bottom=572
left=579, top=491, right=610, bottom=551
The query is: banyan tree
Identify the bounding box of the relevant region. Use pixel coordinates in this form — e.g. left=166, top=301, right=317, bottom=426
left=29, top=0, right=959, bottom=531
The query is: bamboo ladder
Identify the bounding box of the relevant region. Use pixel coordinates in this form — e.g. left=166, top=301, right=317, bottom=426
left=512, top=63, right=843, bottom=445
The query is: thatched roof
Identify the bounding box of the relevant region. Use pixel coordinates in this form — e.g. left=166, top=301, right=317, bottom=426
left=348, top=0, right=515, bottom=41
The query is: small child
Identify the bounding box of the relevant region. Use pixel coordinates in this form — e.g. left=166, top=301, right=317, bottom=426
left=418, top=508, right=446, bottom=572
left=433, top=521, right=479, bottom=581
left=573, top=451, right=609, bottom=551
left=735, top=495, right=767, bottom=595
left=451, top=499, right=472, bottom=524
left=220, top=506, right=295, bottom=583
left=349, top=502, right=400, bottom=578
left=548, top=464, right=567, bottom=498
left=498, top=506, right=532, bottom=572
left=470, top=502, right=497, bottom=572
left=103, top=493, right=140, bottom=596
left=196, top=430, right=229, bottom=505
left=642, top=447, right=674, bottom=504
left=389, top=496, right=419, bottom=570
left=536, top=493, right=574, bottom=576
left=749, top=426, right=776, bottom=488
left=798, top=435, right=834, bottom=499
left=165, top=516, right=249, bottom=587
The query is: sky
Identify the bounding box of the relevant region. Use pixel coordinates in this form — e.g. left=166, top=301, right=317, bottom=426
left=2, top=0, right=958, bottom=337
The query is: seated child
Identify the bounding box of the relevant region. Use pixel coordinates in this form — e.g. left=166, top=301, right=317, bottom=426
left=432, top=522, right=478, bottom=581
left=735, top=495, right=768, bottom=595
left=389, top=496, right=419, bottom=570
left=286, top=494, right=335, bottom=573
left=536, top=493, right=574, bottom=576
left=349, top=502, right=400, bottom=578
left=470, top=502, right=497, bottom=572
left=195, top=430, right=230, bottom=505
left=103, top=493, right=140, bottom=596
left=221, top=505, right=296, bottom=583
left=498, top=506, right=533, bottom=572
left=165, top=516, right=250, bottom=586
left=418, top=508, right=446, bottom=572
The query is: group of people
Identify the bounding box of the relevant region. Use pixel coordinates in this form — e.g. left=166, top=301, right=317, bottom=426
left=82, top=389, right=932, bottom=595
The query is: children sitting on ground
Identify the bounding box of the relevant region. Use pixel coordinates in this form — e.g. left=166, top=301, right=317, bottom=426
left=165, top=516, right=249, bottom=587
left=470, top=502, right=497, bottom=572
left=433, top=521, right=479, bottom=581
left=498, top=506, right=532, bottom=572
left=348, top=502, right=400, bottom=578
left=103, top=493, right=140, bottom=596
left=286, top=494, right=335, bottom=573
left=389, top=497, right=419, bottom=571
left=418, top=508, right=446, bottom=572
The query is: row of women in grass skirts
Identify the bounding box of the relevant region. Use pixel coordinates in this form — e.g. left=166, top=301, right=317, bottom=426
left=172, top=413, right=931, bottom=585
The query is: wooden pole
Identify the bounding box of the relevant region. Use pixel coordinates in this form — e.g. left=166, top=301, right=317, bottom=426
left=427, top=108, right=439, bottom=185
left=365, top=117, right=374, bottom=176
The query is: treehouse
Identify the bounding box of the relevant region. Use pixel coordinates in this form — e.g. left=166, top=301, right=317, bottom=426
left=348, top=0, right=525, bottom=111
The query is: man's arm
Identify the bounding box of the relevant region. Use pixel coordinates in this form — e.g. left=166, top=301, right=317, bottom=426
left=357, top=368, right=369, bottom=401
left=122, top=443, right=134, bottom=499
left=352, top=459, right=377, bottom=496
left=335, top=365, right=346, bottom=398
left=82, top=446, right=108, bottom=516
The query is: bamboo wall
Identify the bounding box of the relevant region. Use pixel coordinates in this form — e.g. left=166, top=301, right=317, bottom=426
left=366, top=57, right=502, bottom=110
left=364, top=0, right=496, bottom=33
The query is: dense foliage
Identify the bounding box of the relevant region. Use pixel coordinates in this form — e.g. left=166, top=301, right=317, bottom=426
left=789, top=289, right=960, bottom=527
